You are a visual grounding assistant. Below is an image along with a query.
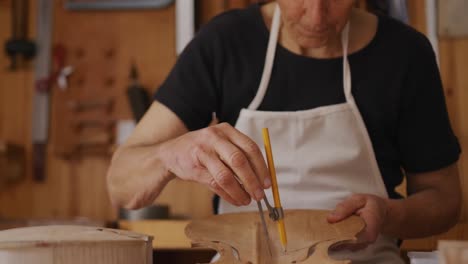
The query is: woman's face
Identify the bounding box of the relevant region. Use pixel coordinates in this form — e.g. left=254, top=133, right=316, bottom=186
left=277, top=0, right=355, bottom=48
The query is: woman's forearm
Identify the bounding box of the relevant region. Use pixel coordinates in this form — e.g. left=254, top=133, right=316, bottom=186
left=383, top=167, right=461, bottom=239
left=107, top=143, right=174, bottom=209
left=384, top=190, right=460, bottom=239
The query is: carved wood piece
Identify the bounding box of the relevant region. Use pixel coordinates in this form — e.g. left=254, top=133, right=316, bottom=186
left=185, top=210, right=365, bottom=264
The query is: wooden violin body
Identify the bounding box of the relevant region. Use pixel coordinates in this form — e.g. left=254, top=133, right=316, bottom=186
left=185, top=209, right=365, bottom=264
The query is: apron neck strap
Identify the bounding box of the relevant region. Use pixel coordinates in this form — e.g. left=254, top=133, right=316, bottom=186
left=248, top=4, right=281, bottom=110
left=341, top=22, right=352, bottom=101
left=248, top=4, right=352, bottom=111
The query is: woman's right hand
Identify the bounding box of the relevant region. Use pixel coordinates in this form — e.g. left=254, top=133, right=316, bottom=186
left=159, top=123, right=272, bottom=206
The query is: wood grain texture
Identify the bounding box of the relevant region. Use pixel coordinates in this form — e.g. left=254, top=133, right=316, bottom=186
left=185, top=210, right=364, bottom=264
left=0, top=0, right=36, bottom=219
left=0, top=225, right=153, bottom=264
left=156, top=179, right=214, bottom=219
left=119, top=220, right=192, bottom=249
left=196, top=0, right=227, bottom=27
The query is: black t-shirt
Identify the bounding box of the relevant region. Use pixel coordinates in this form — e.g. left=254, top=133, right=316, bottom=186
left=155, top=4, right=461, bottom=199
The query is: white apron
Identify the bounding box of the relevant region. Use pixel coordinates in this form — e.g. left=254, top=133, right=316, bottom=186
left=217, top=5, right=404, bottom=264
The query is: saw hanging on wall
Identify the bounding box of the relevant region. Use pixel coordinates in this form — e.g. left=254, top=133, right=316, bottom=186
left=64, top=0, right=174, bottom=10
left=31, top=0, right=54, bottom=181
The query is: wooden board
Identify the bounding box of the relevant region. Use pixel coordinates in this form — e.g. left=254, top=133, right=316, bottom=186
left=0, top=0, right=36, bottom=219
left=119, top=220, right=192, bottom=250
left=185, top=210, right=364, bottom=264
left=0, top=225, right=153, bottom=264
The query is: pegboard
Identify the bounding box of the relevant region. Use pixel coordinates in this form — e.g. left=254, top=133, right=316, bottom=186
left=49, top=0, right=176, bottom=157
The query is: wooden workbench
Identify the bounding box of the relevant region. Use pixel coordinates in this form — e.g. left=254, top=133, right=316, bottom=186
left=118, top=220, right=216, bottom=264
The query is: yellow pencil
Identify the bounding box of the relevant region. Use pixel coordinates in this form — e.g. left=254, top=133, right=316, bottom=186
left=262, top=128, right=287, bottom=252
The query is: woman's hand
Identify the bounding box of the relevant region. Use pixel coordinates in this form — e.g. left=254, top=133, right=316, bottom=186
left=327, top=194, right=389, bottom=251
left=159, top=122, right=272, bottom=206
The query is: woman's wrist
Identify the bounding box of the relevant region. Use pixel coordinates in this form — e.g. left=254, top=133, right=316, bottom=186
left=382, top=198, right=406, bottom=237
left=152, top=140, right=177, bottom=183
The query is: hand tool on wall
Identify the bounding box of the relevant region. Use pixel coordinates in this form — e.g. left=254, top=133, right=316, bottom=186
left=4, top=0, right=36, bottom=70
left=32, top=0, right=54, bottom=182
left=68, top=125, right=114, bottom=156
left=126, top=63, right=150, bottom=122
left=68, top=119, right=115, bottom=157
left=67, top=99, right=114, bottom=113
left=65, top=0, right=174, bottom=10
left=77, top=132, right=113, bottom=146
left=0, top=141, right=26, bottom=187
left=72, top=119, right=115, bottom=132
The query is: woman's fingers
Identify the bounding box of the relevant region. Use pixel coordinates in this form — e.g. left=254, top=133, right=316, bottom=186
left=220, top=123, right=272, bottom=189
left=212, top=133, right=265, bottom=201
left=182, top=123, right=271, bottom=206
left=327, top=194, right=367, bottom=223
left=196, top=147, right=251, bottom=206
left=209, top=178, right=242, bottom=207
left=327, top=194, right=387, bottom=249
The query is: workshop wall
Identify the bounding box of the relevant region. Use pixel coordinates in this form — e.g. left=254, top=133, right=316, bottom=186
left=0, top=0, right=37, bottom=218
left=0, top=0, right=216, bottom=221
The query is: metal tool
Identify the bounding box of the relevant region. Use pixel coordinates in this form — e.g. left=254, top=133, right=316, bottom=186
left=256, top=200, right=272, bottom=257
left=232, top=175, right=278, bottom=256
left=32, top=0, right=54, bottom=182
left=256, top=194, right=285, bottom=257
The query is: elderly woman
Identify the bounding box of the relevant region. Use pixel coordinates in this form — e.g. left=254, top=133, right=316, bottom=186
left=107, top=0, right=461, bottom=262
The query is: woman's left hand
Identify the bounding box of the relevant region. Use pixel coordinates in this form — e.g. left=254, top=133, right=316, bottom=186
left=327, top=194, right=389, bottom=251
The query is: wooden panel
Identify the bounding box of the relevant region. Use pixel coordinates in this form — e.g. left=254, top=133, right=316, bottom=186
left=0, top=0, right=214, bottom=222
left=155, top=179, right=214, bottom=219
left=119, top=220, right=191, bottom=249
left=196, top=0, right=227, bottom=27
left=50, top=0, right=177, bottom=156
left=228, top=0, right=250, bottom=9
left=48, top=0, right=181, bottom=220
left=407, top=0, right=427, bottom=34
left=0, top=142, right=26, bottom=188
left=451, top=39, right=468, bottom=221
left=0, top=0, right=35, bottom=219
